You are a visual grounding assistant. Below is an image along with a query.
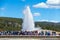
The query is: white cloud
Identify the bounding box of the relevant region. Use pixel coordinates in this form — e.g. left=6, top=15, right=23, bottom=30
left=37, top=20, right=49, bottom=22
left=33, top=0, right=60, bottom=8
left=46, top=0, right=60, bottom=8
left=33, top=13, right=40, bottom=16
left=49, top=20, right=59, bottom=23
left=46, top=0, right=60, bottom=5
left=37, top=20, right=60, bottom=23
left=33, top=2, right=48, bottom=8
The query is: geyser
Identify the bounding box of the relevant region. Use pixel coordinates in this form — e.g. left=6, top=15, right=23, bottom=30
left=22, top=6, right=35, bottom=31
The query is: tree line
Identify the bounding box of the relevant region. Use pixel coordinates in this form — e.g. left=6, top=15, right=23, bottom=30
left=0, top=17, right=60, bottom=32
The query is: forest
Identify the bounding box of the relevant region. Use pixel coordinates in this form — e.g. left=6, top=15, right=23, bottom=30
left=0, top=17, right=60, bottom=32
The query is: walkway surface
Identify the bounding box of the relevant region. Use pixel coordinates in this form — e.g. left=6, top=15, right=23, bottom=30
left=0, top=38, right=60, bottom=40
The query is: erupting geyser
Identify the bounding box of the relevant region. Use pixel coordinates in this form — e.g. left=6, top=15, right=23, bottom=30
left=22, top=6, right=35, bottom=31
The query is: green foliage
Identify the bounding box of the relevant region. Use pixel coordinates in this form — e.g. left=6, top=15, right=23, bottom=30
left=0, top=17, right=60, bottom=32
left=35, top=22, right=60, bottom=32
left=0, top=17, right=22, bottom=31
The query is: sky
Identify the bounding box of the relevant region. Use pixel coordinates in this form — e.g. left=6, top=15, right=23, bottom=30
left=0, top=0, right=60, bottom=22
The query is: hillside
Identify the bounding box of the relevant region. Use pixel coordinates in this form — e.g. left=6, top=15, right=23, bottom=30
left=35, top=22, right=60, bottom=32
left=0, top=17, right=60, bottom=32
left=0, top=17, right=23, bottom=31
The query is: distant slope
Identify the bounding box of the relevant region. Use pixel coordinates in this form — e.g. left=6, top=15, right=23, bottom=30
left=35, top=22, right=60, bottom=32
left=0, top=17, right=23, bottom=31
left=0, top=17, right=60, bottom=31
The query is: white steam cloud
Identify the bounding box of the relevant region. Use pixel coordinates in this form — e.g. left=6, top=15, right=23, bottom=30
left=22, top=6, right=41, bottom=31
left=22, top=6, right=35, bottom=31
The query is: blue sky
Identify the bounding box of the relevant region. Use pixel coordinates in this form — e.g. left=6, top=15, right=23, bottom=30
left=0, top=0, right=60, bottom=22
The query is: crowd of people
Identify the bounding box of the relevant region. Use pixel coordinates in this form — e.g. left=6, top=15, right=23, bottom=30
left=0, top=31, right=59, bottom=36
left=0, top=31, right=38, bottom=35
